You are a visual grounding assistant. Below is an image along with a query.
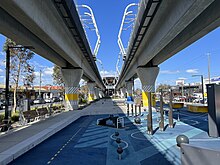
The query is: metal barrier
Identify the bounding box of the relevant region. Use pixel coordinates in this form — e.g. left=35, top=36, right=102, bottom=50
left=117, top=117, right=124, bottom=129
left=181, top=143, right=220, bottom=165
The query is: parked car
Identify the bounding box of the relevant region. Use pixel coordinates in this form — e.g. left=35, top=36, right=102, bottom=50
left=173, top=96, right=186, bottom=102
left=52, top=97, right=60, bottom=102
left=45, top=98, right=52, bottom=103
left=193, top=98, right=207, bottom=104
left=33, top=97, right=45, bottom=104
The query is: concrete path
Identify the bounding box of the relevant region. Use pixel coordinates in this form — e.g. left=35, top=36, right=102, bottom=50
left=0, top=99, right=127, bottom=165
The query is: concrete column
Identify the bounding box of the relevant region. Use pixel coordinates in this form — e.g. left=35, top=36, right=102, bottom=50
left=61, top=68, right=83, bottom=110
left=94, top=87, right=100, bottom=100
left=87, top=82, right=96, bottom=102
left=136, top=67, right=159, bottom=107
left=100, top=90, right=105, bottom=98
left=120, top=87, right=126, bottom=98
left=126, top=81, right=133, bottom=98
left=137, top=66, right=159, bottom=134
left=98, top=89, right=102, bottom=98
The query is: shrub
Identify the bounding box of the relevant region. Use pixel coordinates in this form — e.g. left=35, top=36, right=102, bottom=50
left=81, top=99, right=87, bottom=104
left=11, top=114, right=19, bottom=122
left=0, top=114, right=4, bottom=123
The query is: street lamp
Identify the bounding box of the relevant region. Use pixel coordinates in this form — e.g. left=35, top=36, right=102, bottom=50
left=192, top=75, right=204, bottom=104
left=3, top=45, right=34, bottom=130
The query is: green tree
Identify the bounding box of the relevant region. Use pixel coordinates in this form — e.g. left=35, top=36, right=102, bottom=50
left=52, top=65, right=64, bottom=86
left=3, top=38, right=35, bottom=112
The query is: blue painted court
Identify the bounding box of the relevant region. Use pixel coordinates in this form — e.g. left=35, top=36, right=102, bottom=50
left=8, top=104, right=214, bottom=165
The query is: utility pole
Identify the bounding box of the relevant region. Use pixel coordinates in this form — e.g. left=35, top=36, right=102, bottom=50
left=39, top=69, right=42, bottom=97
left=182, top=83, right=184, bottom=97
left=207, top=53, right=211, bottom=84
left=192, top=75, right=204, bottom=104
left=201, top=75, right=204, bottom=104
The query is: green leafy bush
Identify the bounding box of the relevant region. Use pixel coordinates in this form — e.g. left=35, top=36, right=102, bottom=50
left=11, top=114, right=19, bottom=122
left=0, top=114, right=4, bottom=123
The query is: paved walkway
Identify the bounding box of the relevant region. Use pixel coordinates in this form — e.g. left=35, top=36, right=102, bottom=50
left=0, top=99, right=127, bottom=165
left=0, top=99, right=219, bottom=165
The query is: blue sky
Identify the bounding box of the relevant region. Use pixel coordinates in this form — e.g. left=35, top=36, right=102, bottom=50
left=0, top=0, right=220, bottom=89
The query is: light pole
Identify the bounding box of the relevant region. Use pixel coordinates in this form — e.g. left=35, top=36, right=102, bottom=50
left=192, top=75, right=204, bottom=104
left=207, top=53, right=211, bottom=84
left=4, top=46, right=34, bottom=130
left=39, top=69, right=42, bottom=97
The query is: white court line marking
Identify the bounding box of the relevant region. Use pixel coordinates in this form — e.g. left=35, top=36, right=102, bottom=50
left=47, top=128, right=82, bottom=164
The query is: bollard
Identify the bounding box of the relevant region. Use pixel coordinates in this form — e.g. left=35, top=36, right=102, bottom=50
left=117, top=147, right=123, bottom=160
left=127, top=104, right=129, bottom=116
left=134, top=117, right=141, bottom=124
left=131, top=104, right=134, bottom=117
left=116, top=138, right=121, bottom=147
left=159, top=89, right=164, bottom=131
left=168, top=89, right=173, bottom=128
left=116, top=138, right=121, bottom=144
left=176, top=134, right=189, bottom=147
left=139, top=105, right=141, bottom=115
left=147, top=92, right=153, bottom=134
left=115, top=132, right=119, bottom=137
left=134, top=105, right=137, bottom=116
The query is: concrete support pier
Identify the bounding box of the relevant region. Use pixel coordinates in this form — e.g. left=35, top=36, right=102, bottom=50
left=126, top=81, right=133, bottom=98
left=94, top=88, right=100, bottom=100
left=61, top=68, right=83, bottom=110
left=88, top=82, right=96, bottom=103
left=120, top=87, right=126, bottom=99
left=137, top=66, right=159, bottom=134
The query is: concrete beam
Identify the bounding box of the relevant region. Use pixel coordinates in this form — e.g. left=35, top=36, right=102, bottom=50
left=0, top=0, right=105, bottom=90
left=117, top=0, right=220, bottom=88
left=0, top=7, right=67, bottom=67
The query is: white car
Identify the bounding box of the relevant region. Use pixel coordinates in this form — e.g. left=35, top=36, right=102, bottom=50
left=33, top=98, right=45, bottom=104
left=45, top=98, right=52, bottom=103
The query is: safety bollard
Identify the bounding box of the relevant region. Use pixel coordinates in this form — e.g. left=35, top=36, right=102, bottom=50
left=127, top=104, right=129, bottom=116
left=131, top=104, right=134, bottom=117
left=139, top=105, right=141, bottom=115
left=135, top=105, right=137, bottom=116
left=117, top=147, right=123, bottom=160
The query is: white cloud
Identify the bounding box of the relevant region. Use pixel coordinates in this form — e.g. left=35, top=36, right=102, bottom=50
left=79, top=79, right=85, bottom=86
left=33, top=74, right=53, bottom=86
left=34, top=71, right=40, bottom=77
left=0, top=68, right=3, bottom=72
left=0, top=60, right=5, bottom=67
left=43, top=67, right=53, bottom=75
left=160, top=70, right=180, bottom=74
left=100, top=70, right=117, bottom=77
left=178, top=77, right=187, bottom=80
left=134, top=78, right=141, bottom=89
left=0, top=51, right=5, bottom=56
left=32, top=67, right=54, bottom=85
left=41, top=78, right=53, bottom=85
left=186, top=69, right=198, bottom=74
